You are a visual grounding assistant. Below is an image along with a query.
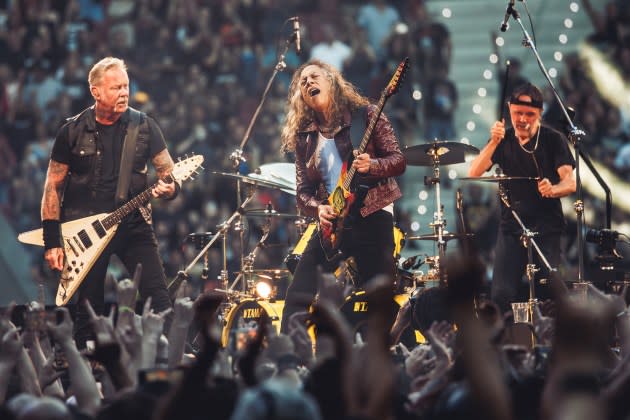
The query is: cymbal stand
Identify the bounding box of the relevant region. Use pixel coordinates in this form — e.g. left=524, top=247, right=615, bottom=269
left=229, top=212, right=271, bottom=294
left=167, top=194, right=256, bottom=300
left=424, top=149, right=447, bottom=284
left=498, top=184, right=555, bottom=344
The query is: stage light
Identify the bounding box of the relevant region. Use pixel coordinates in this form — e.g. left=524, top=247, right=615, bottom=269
left=477, top=87, right=487, bottom=97
left=466, top=121, right=476, bottom=131
left=483, top=69, right=493, bottom=80
left=473, top=104, right=482, bottom=114
left=255, top=280, right=273, bottom=299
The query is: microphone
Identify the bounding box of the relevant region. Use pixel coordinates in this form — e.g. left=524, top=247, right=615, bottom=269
left=500, top=0, right=515, bottom=32
left=292, top=17, right=301, bottom=55
left=456, top=189, right=463, bottom=211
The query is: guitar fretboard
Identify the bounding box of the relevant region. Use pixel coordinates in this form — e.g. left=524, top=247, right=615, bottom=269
left=101, top=174, right=174, bottom=230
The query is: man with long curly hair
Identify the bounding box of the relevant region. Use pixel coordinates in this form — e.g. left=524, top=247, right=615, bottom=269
left=279, top=60, right=406, bottom=333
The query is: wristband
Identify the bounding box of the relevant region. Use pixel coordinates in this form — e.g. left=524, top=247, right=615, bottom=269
left=42, top=219, right=63, bottom=250
left=118, top=305, right=135, bottom=314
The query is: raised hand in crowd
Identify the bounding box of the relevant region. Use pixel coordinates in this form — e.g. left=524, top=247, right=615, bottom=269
left=154, top=292, right=225, bottom=420
left=47, top=306, right=101, bottom=417
left=141, top=297, right=173, bottom=370
left=287, top=311, right=314, bottom=368
left=167, top=280, right=195, bottom=368
left=84, top=299, right=134, bottom=391
left=542, top=291, right=616, bottom=420
left=115, top=263, right=143, bottom=333
left=0, top=325, right=23, bottom=403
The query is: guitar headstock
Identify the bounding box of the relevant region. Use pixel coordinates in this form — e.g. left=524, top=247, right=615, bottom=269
left=172, top=154, right=205, bottom=183
left=385, top=57, right=410, bottom=98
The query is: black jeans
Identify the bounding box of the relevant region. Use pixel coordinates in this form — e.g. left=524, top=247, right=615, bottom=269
left=73, top=218, right=172, bottom=347
left=280, top=210, right=395, bottom=333
left=491, top=229, right=561, bottom=313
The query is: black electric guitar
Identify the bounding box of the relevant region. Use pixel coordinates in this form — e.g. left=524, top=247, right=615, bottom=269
left=319, top=57, right=409, bottom=260
left=18, top=155, right=204, bottom=305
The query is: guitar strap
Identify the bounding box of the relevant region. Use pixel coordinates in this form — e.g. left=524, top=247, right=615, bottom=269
left=115, top=108, right=143, bottom=206
left=349, top=105, right=368, bottom=150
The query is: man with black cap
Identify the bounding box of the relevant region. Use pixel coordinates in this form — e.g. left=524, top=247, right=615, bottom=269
left=468, top=83, right=576, bottom=311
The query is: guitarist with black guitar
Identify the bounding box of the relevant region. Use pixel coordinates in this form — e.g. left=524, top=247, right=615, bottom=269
left=40, top=57, right=178, bottom=347
left=279, top=59, right=408, bottom=333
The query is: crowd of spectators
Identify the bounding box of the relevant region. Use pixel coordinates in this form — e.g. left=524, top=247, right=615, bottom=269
left=1, top=252, right=630, bottom=420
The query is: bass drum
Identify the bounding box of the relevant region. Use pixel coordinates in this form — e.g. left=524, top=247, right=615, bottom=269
left=221, top=299, right=284, bottom=354
left=285, top=223, right=406, bottom=274
left=340, top=290, right=422, bottom=345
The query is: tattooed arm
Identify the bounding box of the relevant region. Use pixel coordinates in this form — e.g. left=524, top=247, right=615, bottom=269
left=151, top=149, right=178, bottom=199
left=41, top=160, right=69, bottom=271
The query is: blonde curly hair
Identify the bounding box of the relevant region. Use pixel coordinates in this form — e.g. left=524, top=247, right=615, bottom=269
left=280, top=60, right=369, bottom=153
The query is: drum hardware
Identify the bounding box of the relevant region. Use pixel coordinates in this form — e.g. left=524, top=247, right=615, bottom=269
left=212, top=171, right=297, bottom=194
left=407, top=232, right=474, bottom=242
left=166, top=194, right=256, bottom=300
left=459, top=175, right=539, bottom=182
left=497, top=184, right=556, bottom=345
left=403, top=141, right=479, bottom=167
left=244, top=209, right=303, bottom=219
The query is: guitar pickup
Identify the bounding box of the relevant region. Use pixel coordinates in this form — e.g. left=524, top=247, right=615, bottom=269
left=91, top=220, right=106, bottom=238
left=77, top=230, right=92, bottom=248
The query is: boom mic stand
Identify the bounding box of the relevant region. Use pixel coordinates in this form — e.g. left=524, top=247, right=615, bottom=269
left=500, top=2, right=613, bottom=286
left=226, top=17, right=300, bottom=279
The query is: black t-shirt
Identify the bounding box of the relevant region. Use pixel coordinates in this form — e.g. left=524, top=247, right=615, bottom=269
left=491, top=124, right=575, bottom=235
left=51, top=113, right=167, bottom=213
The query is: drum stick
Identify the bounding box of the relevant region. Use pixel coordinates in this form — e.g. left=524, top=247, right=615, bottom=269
left=499, top=60, right=511, bottom=122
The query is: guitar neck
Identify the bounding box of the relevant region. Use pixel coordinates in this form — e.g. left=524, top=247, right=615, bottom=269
left=101, top=174, right=174, bottom=229
left=342, top=93, right=388, bottom=191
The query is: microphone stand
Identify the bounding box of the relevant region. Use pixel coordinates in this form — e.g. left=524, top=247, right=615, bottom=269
left=227, top=20, right=298, bottom=278
left=503, top=3, right=613, bottom=285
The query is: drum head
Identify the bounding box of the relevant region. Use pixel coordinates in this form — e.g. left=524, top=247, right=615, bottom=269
left=221, top=299, right=284, bottom=354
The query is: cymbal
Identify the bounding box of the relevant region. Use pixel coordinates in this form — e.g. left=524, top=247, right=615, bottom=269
left=407, top=233, right=475, bottom=242
left=251, top=163, right=295, bottom=186
left=459, top=175, right=539, bottom=182
left=244, top=209, right=302, bottom=219
left=403, top=141, right=479, bottom=166
left=212, top=171, right=294, bottom=193
left=236, top=268, right=290, bottom=279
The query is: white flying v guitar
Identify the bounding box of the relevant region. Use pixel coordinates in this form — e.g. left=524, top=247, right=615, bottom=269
left=18, top=155, right=204, bottom=306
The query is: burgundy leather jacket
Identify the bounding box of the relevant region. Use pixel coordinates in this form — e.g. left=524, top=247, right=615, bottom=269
left=294, top=105, right=406, bottom=219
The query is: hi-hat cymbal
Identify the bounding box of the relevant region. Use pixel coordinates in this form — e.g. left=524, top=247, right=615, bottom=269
left=459, top=175, right=539, bottom=182
left=244, top=209, right=302, bottom=219
left=212, top=171, right=294, bottom=193
left=403, top=141, right=479, bottom=166
left=407, top=232, right=475, bottom=242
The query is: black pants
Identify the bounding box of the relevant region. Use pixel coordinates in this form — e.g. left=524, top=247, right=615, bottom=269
left=73, top=218, right=172, bottom=347
left=491, top=229, right=561, bottom=313
left=280, top=210, right=395, bottom=333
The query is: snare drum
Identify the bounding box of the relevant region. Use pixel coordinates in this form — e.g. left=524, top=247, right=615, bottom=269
left=285, top=223, right=406, bottom=274
left=221, top=299, right=284, bottom=353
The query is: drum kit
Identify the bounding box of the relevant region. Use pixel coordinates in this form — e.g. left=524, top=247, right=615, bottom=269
left=180, top=139, right=546, bottom=350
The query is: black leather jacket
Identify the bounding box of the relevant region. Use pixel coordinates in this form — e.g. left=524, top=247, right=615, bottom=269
left=294, top=105, right=406, bottom=218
